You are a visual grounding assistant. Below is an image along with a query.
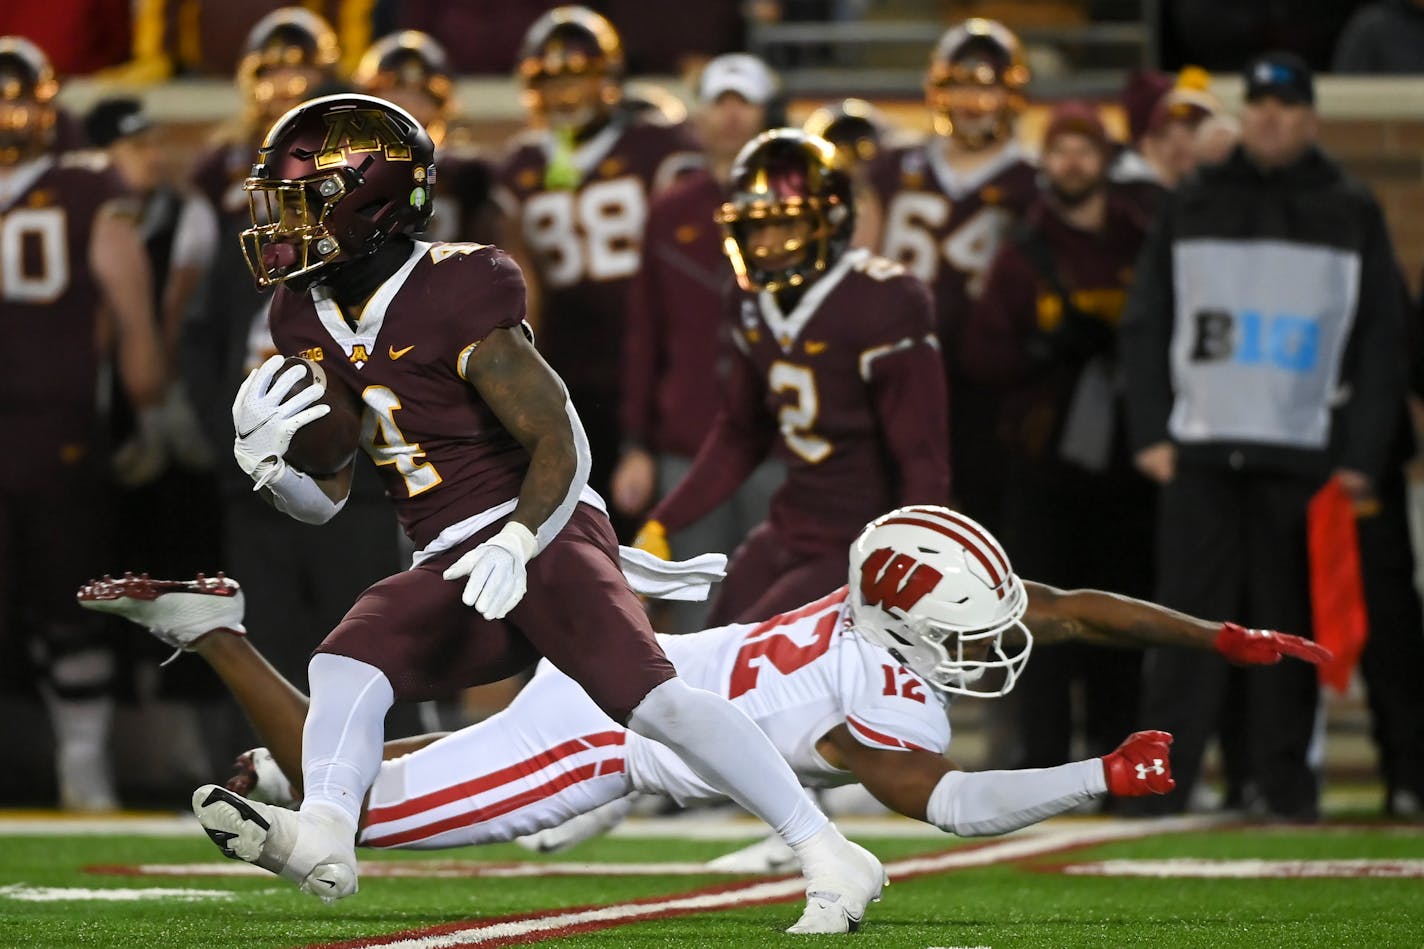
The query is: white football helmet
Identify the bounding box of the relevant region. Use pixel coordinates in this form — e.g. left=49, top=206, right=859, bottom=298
left=847, top=505, right=1032, bottom=697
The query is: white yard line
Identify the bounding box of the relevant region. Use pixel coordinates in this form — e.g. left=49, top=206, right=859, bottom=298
left=309, top=816, right=1222, bottom=949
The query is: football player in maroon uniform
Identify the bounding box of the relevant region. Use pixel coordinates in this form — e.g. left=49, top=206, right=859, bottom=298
left=494, top=7, right=700, bottom=534
left=612, top=53, right=785, bottom=631
left=636, top=130, right=950, bottom=626
left=353, top=30, right=498, bottom=246
left=187, top=94, right=886, bottom=933
left=863, top=18, right=1038, bottom=533
left=0, top=36, right=165, bottom=810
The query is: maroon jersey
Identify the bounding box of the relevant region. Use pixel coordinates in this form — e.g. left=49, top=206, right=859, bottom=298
left=867, top=139, right=1037, bottom=328
left=190, top=141, right=253, bottom=226
left=268, top=240, right=532, bottom=551
left=621, top=167, right=732, bottom=457
left=494, top=115, right=699, bottom=393
left=653, top=249, right=950, bottom=553
left=0, top=152, right=128, bottom=423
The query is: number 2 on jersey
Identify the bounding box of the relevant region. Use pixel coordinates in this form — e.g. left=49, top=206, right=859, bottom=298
left=769, top=361, right=832, bottom=464
left=361, top=385, right=442, bottom=497
left=729, top=612, right=837, bottom=699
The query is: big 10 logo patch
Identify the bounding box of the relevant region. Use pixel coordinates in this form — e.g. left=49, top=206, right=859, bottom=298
left=1189, top=309, right=1320, bottom=373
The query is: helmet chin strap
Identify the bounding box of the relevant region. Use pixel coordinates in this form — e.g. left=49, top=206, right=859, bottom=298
left=319, top=235, right=416, bottom=304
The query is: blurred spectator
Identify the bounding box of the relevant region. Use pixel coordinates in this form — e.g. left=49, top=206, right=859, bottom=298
left=964, top=102, right=1152, bottom=776
left=1193, top=112, right=1242, bottom=167
left=612, top=54, right=786, bottom=632
left=493, top=7, right=701, bottom=539
left=85, top=97, right=222, bottom=577
left=0, top=0, right=129, bottom=74
left=1112, top=67, right=1220, bottom=217
left=1333, top=1, right=1424, bottom=74
left=0, top=38, right=165, bottom=809
left=862, top=19, right=1039, bottom=535
left=1120, top=53, right=1407, bottom=819
left=353, top=31, right=499, bottom=245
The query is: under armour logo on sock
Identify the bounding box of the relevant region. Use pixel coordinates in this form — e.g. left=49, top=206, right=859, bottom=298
left=1135, top=759, right=1166, bottom=780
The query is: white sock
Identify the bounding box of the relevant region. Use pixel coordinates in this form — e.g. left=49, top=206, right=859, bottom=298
left=300, top=653, right=394, bottom=829
left=926, top=759, right=1108, bottom=837
left=626, top=677, right=828, bottom=846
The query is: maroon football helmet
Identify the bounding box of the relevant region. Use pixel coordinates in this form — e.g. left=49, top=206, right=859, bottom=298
left=803, top=98, right=887, bottom=169
left=353, top=31, right=453, bottom=145
left=925, top=18, right=1029, bottom=147
left=238, top=8, right=341, bottom=136
left=516, top=6, right=624, bottom=132
left=0, top=36, right=59, bottom=165
left=716, top=129, right=854, bottom=293
left=241, top=94, right=436, bottom=289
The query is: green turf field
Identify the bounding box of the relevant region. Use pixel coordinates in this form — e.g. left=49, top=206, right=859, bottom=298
left=1, top=817, right=1421, bottom=948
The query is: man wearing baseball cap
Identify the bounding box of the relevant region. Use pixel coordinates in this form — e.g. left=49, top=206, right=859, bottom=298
left=614, top=53, right=785, bottom=632
left=1120, top=51, right=1410, bottom=820
left=965, top=102, right=1154, bottom=777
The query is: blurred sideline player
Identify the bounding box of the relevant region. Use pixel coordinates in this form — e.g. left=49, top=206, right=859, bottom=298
left=353, top=31, right=500, bottom=247
left=862, top=18, right=1039, bottom=534
left=494, top=6, right=700, bottom=537
left=0, top=37, right=165, bottom=809
left=637, top=130, right=949, bottom=625
left=803, top=97, right=888, bottom=249
left=611, top=53, right=787, bottom=632
left=1110, top=67, right=1221, bottom=217
left=82, top=506, right=1329, bottom=860
left=190, top=91, right=888, bottom=934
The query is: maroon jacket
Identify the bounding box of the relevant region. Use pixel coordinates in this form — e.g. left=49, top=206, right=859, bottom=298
left=652, top=250, right=950, bottom=555
left=269, top=241, right=531, bottom=551
left=963, top=192, right=1149, bottom=459
left=620, top=168, right=734, bottom=457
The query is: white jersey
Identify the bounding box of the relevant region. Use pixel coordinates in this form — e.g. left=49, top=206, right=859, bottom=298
left=635, top=588, right=951, bottom=805
left=358, top=587, right=949, bottom=850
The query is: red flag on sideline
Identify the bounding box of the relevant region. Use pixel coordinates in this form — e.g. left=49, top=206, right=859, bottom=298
left=1307, top=476, right=1369, bottom=693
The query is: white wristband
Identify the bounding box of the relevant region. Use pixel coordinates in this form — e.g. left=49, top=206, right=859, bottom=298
left=496, top=520, right=538, bottom=563
left=265, top=462, right=347, bottom=525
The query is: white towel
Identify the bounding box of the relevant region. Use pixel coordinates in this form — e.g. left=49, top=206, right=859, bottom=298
left=618, top=546, right=728, bottom=602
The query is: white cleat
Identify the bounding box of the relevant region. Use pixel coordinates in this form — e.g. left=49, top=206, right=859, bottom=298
left=787, top=839, right=887, bottom=935
left=706, top=832, right=799, bottom=874
left=78, top=574, right=246, bottom=661
left=191, top=784, right=358, bottom=904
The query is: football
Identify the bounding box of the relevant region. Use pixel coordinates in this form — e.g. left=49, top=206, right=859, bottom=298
left=279, top=356, right=362, bottom=476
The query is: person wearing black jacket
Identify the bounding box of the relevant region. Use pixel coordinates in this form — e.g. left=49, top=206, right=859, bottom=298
left=1120, top=52, right=1408, bottom=819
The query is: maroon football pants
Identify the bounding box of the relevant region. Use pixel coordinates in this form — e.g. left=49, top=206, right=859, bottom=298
left=316, top=504, right=676, bottom=723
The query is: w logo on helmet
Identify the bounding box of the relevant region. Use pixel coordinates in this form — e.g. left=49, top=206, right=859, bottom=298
left=859, top=547, right=942, bottom=613
left=315, top=109, right=413, bottom=168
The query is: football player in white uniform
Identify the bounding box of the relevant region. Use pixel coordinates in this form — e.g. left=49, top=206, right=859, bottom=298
left=82, top=506, right=1327, bottom=861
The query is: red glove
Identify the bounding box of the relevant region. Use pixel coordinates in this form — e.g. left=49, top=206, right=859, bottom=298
left=1214, top=622, right=1333, bottom=665
left=1102, top=730, right=1175, bottom=796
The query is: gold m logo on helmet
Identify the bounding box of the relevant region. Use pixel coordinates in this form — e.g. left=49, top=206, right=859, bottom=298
left=316, top=110, right=413, bottom=169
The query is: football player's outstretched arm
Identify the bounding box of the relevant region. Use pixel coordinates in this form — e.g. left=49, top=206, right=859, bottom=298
left=820, top=723, right=1169, bottom=835
left=91, top=202, right=165, bottom=407
left=1022, top=581, right=1332, bottom=665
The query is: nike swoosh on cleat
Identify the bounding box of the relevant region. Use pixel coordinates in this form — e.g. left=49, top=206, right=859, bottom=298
left=200, top=786, right=270, bottom=831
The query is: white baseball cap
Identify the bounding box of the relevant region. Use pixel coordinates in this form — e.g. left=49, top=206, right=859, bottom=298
left=698, top=54, right=777, bottom=106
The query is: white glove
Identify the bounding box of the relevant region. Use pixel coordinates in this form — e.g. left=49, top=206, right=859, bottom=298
left=443, top=521, right=538, bottom=619
left=232, top=354, right=330, bottom=490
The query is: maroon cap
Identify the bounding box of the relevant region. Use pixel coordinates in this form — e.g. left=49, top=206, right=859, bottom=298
left=1043, top=101, right=1110, bottom=154
left=1119, top=68, right=1174, bottom=145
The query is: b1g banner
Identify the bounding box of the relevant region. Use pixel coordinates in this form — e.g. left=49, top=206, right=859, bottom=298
left=1167, top=238, right=1360, bottom=449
